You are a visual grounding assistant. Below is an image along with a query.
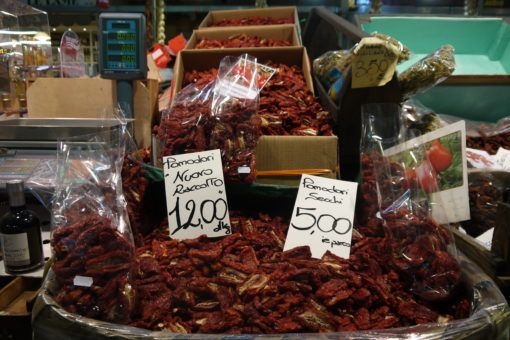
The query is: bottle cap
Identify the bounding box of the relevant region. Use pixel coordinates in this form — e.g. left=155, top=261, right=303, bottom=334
left=6, top=180, right=26, bottom=207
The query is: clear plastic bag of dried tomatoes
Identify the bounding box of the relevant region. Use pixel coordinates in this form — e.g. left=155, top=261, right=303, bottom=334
left=210, top=54, right=274, bottom=183
left=461, top=170, right=510, bottom=237
left=50, top=120, right=136, bottom=323
left=359, top=103, right=461, bottom=302
left=440, top=114, right=510, bottom=155
left=155, top=54, right=275, bottom=183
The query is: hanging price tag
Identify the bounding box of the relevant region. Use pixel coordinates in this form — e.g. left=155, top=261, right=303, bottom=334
left=351, top=37, right=399, bottom=89
left=163, top=150, right=231, bottom=240
left=284, top=175, right=358, bottom=259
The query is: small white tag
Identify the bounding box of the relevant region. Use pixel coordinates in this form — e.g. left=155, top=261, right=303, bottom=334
left=73, top=275, right=93, bottom=287
left=163, top=150, right=231, bottom=240
left=152, top=48, right=163, bottom=59
left=495, top=148, right=510, bottom=171
left=476, top=227, right=494, bottom=251
left=237, top=166, right=251, bottom=174
left=284, top=175, right=358, bottom=259
left=466, top=148, right=495, bottom=169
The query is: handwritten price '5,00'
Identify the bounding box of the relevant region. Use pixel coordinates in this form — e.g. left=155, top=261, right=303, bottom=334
left=354, top=59, right=389, bottom=81
left=290, top=207, right=352, bottom=235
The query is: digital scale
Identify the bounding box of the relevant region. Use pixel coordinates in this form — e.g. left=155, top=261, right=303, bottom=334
left=98, top=13, right=147, bottom=118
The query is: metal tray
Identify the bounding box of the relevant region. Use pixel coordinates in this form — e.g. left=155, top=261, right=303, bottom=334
left=0, top=118, right=132, bottom=149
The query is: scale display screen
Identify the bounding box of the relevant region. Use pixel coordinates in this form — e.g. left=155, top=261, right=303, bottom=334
left=99, top=13, right=146, bottom=79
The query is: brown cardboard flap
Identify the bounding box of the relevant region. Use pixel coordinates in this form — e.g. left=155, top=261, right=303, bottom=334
left=173, top=47, right=313, bottom=99
left=255, top=135, right=338, bottom=186
left=26, top=78, right=157, bottom=149
left=0, top=277, right=42, bottom=315
left=133, top=79, right=159, bottom=149
left=199, top=7, right=298, bottom=29
left=27, top=78, right=117, bottom=119
left=186, top=25, right=300, bottom=50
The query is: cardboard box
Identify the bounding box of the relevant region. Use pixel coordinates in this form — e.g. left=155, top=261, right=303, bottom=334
left=27, top=78, right=158, bottom=149
left=199, top=6, right=299, bottom=31
left=27, top=78, right=117, bottom=119
left=255, top=135, right=338, bottom=186
left=186, top=24, right=300, bottom=50
left=172, top=46, right=313, bottom=99
left=169, top=47, right=337, bottom=186
left=0, top=276, right=42, bottom=339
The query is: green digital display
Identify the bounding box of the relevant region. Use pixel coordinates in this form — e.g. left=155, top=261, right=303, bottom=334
left=99, top=13, right=146, bottom=80
left=102, top=19, right=138, bottom=70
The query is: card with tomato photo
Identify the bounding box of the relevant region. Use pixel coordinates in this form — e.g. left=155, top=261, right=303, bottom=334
left=384, top=120, right=469, bottom=224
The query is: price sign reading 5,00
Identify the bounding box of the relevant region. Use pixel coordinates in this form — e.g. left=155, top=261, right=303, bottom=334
left=291, top=207, right=352, bottom=235
left=283, top=175, right=358, bottom=259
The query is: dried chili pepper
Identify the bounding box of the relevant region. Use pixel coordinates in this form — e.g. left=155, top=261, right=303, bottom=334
left=211, top=16, right=294, bottom=27
left=196, top=34, right=291, bottom=49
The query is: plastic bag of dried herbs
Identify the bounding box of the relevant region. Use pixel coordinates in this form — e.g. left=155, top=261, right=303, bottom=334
left=402, top=100, right=442, bottom=135
left=398, top=45, right=456, bottom=99
left=313, top=33, right=409, bottom=102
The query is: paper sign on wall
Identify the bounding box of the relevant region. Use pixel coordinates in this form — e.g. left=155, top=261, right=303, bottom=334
left=163, top=149, right=231, bottom=239
left=284, top=175, right=358, bottom=259
left=384, top=120, right=469, bottom=224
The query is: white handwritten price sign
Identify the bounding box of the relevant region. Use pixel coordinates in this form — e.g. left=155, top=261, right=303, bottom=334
left=163, top=149, right=231, bottom=240
left=284, top=175, right=358, bottom=259
left=351, top=37, right=399, bottom=89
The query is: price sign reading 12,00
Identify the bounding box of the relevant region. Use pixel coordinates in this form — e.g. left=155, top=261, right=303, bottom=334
left=163, top=150, right=231, bottom=240
left=104, top=20, right=138, bottom=70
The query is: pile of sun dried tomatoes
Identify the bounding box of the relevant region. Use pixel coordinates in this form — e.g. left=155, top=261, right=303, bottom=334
left=196, top=34, right=291, bottom=49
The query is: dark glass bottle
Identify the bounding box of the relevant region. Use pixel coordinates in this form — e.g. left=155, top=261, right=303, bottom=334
left=0, top=180, right=44, bottom=274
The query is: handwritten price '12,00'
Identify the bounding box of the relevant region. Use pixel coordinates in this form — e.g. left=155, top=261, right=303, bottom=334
left=290, top=207, right=352, bottom=235
left=354, top=59, right=389, bottom=82
left=169, top=196, right=231, bottom=236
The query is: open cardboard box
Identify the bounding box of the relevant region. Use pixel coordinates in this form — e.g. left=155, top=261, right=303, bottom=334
left=170, top=46, right=338, bottom=186
left=255, top=135, right=338, bottom=186
left=199, top=6, right=299, bottom=30
left=26, top=78, right=158, bottom=149
left=172, top=46, right=313, bottom=98
left=0, top=276, right=42, bottom=339
left=185, top=24, right=300, bottom=50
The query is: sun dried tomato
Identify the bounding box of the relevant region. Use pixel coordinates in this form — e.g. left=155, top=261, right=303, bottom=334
left=211, top=16, right=294, bottom=27
left=196, top=34, right=291, bottom=49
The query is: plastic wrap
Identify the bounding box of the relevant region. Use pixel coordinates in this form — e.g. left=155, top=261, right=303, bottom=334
left=402, top=100, right=442, bottom=135
left=210, top=55, right=273, bottom=182
left=33, top=253, right=510, bottom=339
left=440, top=115, right=510, bottom=155
left=461, top=170, right=510, bottom=237
left=50, top=125, right=136, bottom=323
left=398, top=45, right=456, bottom=99
left=312, top=33, right=409, bottom=102
left=155, top=54, right=274, bottom=183
left=312, top=49, right=352, bottom=102
left=359, top=103, right=460, bottom=302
